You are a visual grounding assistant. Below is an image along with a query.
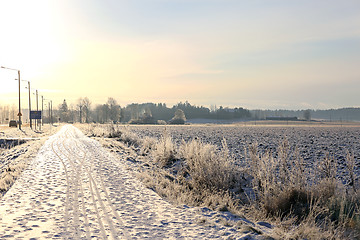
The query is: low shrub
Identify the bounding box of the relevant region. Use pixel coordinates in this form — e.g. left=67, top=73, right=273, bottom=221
left=84, top=123, right=141, bottom=147
left=248, top=139, right=360, bottom=238
left=179, top=138, right=243, bottom=193
left=107, top=124, right=123, bottom=138
left=141, top=134, right=248, bottom=214
left=140, top=137, right=156, bottom=156
left=118, top=129, right=140, bottom=147
left=152, top=133, right=177, bottom=168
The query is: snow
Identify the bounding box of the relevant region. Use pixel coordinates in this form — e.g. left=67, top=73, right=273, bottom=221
left=0, top=125, right=268, bottom=239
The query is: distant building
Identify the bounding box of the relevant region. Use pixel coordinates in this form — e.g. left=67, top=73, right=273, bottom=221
left=266, top=116, right=298, bottom=121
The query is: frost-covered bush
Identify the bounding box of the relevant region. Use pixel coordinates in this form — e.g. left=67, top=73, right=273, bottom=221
left=85, top=123, right=141, bottom=147
left=118, top=129, right=140, bottom=147
left=157, top=120, right=167, bottom=125
left=248, top=139, right=360, bottom=237
left=140, top=134, right=248, bottom=213
left=140, top=137, right=156, bottom=155
left=107, top=124, right=123, bottom=138
left=169, top=109, right=186, bottom=125
left=152, top=133, right=177, bottom=168
left=179, top=138, right=242, bottom=192
left=0, top=166, right=19, bottom=192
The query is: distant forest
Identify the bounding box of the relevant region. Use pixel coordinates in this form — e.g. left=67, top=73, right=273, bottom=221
left=58, top=98, right=251, bottom=123
left=56, top=99, right=252, bottom=124
left=252, top=108, right=360, bottom=122
left=122, top=101, right=252, bottom=122
left=1, top=98, right=360, bottom=124
left=58, top=99, right=360, bottom=123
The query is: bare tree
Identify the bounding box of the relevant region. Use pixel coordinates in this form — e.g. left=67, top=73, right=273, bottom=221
left=0, top=105, right=10, bottom=124
left=82, top=97, right=92, bottom=123
left=59, top=99, right=70, bottom=122
left=76, top=97, right=92, bottom=123
left=77, top=98, right=83, bottom=123
left=107, top=97, right=121, bottom=123
left=128, top=104, right=140, bottom=121
left=10, top=104, right=16, bottom=120
left=94, top=104, right=110, bottom=123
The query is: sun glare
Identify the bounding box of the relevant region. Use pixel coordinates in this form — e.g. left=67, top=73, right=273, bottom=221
left=0, top=1, right=65, bottom=77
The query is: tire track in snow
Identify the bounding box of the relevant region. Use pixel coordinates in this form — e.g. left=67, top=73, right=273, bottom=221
left=59, top=127, right=128, bottom=239
left=50, top=138, right=71, bottom=239
left=82, top=141, right=132, bottom=239
left=65, top=132, right=92, bottom=240
left=65, top=130, right=110, bottom=239
left=61, top=133, right=82, bottom=239
left=74, top=132, right=130, bottom=239
left=51, top=129, right=95, bottom=239
left=61, top=129, right=102, bottom=239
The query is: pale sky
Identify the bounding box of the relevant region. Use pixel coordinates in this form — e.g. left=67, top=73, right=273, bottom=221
left=0, top=0, right=359, bottom=110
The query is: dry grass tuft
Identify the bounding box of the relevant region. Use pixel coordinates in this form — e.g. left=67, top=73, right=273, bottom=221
left=248, top=139, right=360, bottom=239
left=179, top=138, right=243, bottom=193
left=0, top=139, right=46, bottom=196
left=0, top=163, right=26, bottom=192
left=83, top=123, right=141, bottom=147
left=152, top=133, right=177, bottom=168
left=138, top=134, right=246, bottom=213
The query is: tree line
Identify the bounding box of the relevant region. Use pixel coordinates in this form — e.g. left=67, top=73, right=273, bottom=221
left=251, top=108, right=360, bottom=122
left=56, top=98, right=251, bottom=124
left=2, top=98, right=359, bottom=125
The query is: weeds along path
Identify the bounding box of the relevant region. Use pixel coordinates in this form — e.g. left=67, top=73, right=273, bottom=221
left=0, top=125, right=237, bottom=239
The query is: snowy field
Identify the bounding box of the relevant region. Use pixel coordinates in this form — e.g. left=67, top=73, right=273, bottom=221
left=0, top=124, right=59, bottom=139
left=127, top=124, right=360, bottom=179
left=0, top=124, right=61, bottom=184
left=79, top=122, right=360, bottom=238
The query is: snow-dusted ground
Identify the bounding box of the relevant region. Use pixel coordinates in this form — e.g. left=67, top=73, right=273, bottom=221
left=127, top=124, right=360, bottom=180
left=0, top=125, right=271, bottom=239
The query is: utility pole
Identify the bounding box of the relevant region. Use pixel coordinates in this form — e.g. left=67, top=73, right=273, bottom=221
left=41, top=96, right=44, bottom=126
left=18, top=79, right=31, bottom=129
left=50, top=100, right=53, bottom=125
left=28, top=81, right=32, bottom=129
left=17, top=70, right=21, bottom=130
left=1, top=66, right=22, bottom=130
left=35, top=90, right=39, bottom=129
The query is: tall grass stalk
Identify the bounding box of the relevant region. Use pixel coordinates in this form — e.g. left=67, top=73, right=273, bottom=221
left=151, top=131, right=176, bottom=168
left=346, top=151, right=357, bottom=193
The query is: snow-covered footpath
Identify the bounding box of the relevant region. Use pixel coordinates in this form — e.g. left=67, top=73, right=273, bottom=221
left=0, top=125, right=264, bottom=239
